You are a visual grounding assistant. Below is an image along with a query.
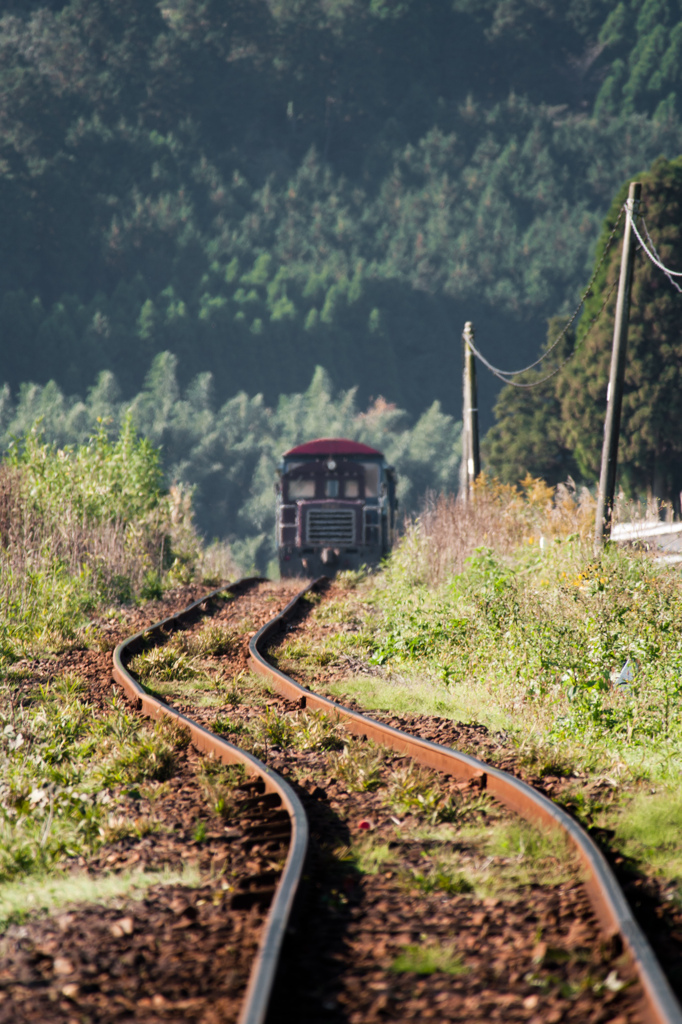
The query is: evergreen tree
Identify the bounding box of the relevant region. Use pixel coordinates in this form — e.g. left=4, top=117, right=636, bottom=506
left=482, top=318, right=579, bottom=486
left=561, top=156, right=682, bottom=507
left=485, top=155, right=682, bottom=509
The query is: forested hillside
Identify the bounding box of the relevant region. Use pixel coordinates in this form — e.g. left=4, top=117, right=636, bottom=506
left=2, top=0, right=682, bottom=427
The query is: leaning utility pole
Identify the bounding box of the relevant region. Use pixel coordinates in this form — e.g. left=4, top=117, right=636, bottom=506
left=594, top=181, right=641, bottom=550
left=459, top=321, right=480, bottom=503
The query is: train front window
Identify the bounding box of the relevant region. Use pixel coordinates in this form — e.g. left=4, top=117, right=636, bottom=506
left=288, top=478, right=315, bottom=499
left=362, top=463, right=380, bottom=497
left=344, top=479, right=359, bottom=498
left=325, top=479, right=339, bottom=497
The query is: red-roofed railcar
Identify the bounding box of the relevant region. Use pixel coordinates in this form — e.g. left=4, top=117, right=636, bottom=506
left=276, top=438, right=398, bottom=577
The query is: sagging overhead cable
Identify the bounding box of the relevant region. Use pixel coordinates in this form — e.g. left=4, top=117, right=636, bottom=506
left=465, top=208, right=625, bottom=389
left=628, top=209, right=682, bottom=293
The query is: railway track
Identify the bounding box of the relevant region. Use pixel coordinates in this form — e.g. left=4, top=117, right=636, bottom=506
left=112, top=578, right=307, bottom=1024
left=109, top=577, right=682, bottom=1024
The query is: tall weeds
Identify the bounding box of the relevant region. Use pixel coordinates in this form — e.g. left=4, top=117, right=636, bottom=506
left=0, top=422, right=201, bottom=658
left=398, top=474, right=596, bottom=585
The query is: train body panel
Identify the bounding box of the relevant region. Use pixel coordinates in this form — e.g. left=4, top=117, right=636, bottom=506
left=276, top=438, right=398, bottom=577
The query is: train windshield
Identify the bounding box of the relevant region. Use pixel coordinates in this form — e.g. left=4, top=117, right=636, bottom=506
left=289, top=478, right=315, bottom=499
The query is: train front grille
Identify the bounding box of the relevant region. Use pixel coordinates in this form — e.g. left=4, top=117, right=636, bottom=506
left=306, top=508, right=355, bottom=545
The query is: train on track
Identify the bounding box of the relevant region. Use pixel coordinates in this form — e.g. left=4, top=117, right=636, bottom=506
left=276, top=438, right=398, bottom=577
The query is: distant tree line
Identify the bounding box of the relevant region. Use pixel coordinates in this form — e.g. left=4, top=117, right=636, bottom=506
left=0, top=356, right=461, bottom=572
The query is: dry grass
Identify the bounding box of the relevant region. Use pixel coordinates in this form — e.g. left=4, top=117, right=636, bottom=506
left=0, top=464, right=166, bottom=601
left=403, top=474, right=596, bottom=585
left=199, top=540, right=241, bottom=587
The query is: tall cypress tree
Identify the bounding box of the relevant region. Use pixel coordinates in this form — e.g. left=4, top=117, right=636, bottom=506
left=561, top=156, right=682, bottom=507
left=485, top=155, right=682, bottom=509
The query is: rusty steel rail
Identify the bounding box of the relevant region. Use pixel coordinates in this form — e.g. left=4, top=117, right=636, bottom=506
left=249, top=578, right=682, bottom=1024
left=112, top=579, right=308, bottom=1024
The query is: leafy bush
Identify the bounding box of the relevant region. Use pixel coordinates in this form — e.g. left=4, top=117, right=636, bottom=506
left=0, top=420, right=198, bottom=660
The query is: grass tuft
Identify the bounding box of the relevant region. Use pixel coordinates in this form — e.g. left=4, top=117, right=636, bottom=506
left=187, top=623, right=238, bottom=658
left=129, top=642, right=201, bottom=682
left=345, top=837, right=395, bottom=875
left=611, top=788, right=682, bottom=881
left=407, top=857, right=474, bottom=895
left=329, top=741, right=386, bottom=792
left=391, top=940, right=467, bottom=976
left=384, top=763, right=459, bottom=824
left=197, top=759, right=247, bottom=818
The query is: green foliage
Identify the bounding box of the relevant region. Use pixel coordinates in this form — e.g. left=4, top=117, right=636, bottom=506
left=407, top=859, right=473, bottom=896
left=0, top=675, right=188, bottom=883
left=562, top=156, right=682, bottom=505
left=349, top=837, right=395, bottom=875
left=329, top=741, right=386, bottom=792
left=483, top=318, right=581, bottom=485
left=610, top=787, right=682, bottom=881
left=594, top=1, right=682, bottom=118
left=291, top=710, right=347, bottom=752
left=385, top=764, right=460, bottom=824
left=197, top=760, right=246, bottom=819
left=187, top=623, right=238, bottom=658
left=0, top=420, right=184, bottom=659
left=367, top=508, right=682, bottom=763
left=485, top=155, right=682, bottom=504
left=256, top=708, right=296, bottom=750
left=6, top=415, right=162, bottom=525
left=391, top=942, right=467, bottom=976
left=130, top=642, right=201, bottom=683
left=237, top=707, right=347, bottom=758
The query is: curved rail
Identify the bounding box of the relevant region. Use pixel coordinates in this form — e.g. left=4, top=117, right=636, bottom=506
left=112, top=579, right=309, bottom=1024
left=249, top=578, right=682, bottom=1024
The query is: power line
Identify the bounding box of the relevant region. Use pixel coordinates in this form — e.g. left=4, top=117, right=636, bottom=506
left=467, top=195, right=682, bottom=392
left=465, top=207, right=624, bottom=386
left=629, top=212, right=682, bottom=292
left=469, top=273, right=620, bottom=389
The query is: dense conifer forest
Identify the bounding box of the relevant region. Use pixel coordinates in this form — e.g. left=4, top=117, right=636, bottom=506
left=2, top=0, right=682, bottom=545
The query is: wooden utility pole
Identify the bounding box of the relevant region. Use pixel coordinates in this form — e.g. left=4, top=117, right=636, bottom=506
left=594, top=181, right=641, bottom=550
left=459, top=321, right=480, bottom=503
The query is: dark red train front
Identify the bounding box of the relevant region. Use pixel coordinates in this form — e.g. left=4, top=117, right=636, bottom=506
left=276, top=438, right=398, bottom=578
